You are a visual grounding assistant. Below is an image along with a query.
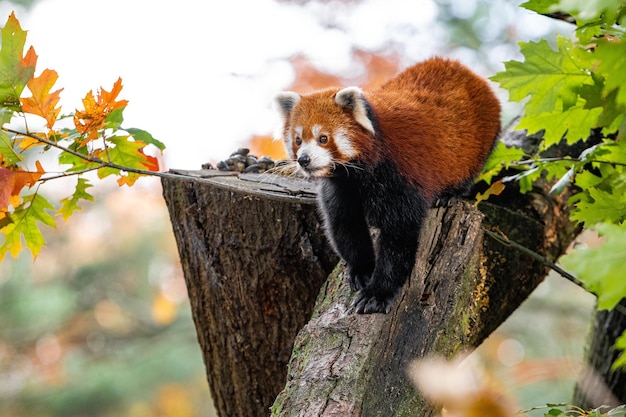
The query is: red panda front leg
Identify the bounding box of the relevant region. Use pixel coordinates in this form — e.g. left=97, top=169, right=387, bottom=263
left=319, top=178, right=376, bottom=292
left=353, top=181, right=427, bottom=314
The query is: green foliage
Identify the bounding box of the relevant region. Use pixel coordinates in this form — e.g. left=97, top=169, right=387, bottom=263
left=490, top=0, right=626, bottom=369
left=615, top=332, right=626, bottom=370
left=478, top=141, right=527, bottom=184
left=0, top=193, right=55, bottom=259
left=58, top=178, right=94, bottom=221
left=491, top=37, right=602, bottom=145
left=522, top=403, right=626, bottom=417
left=561, top=223, right=626, bottom=310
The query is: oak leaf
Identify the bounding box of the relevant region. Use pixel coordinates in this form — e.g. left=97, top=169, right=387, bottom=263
left=21, top=68, right=63, bottom=129
left=0, top=160, right=45, bottom=210
left=58, top=177, right=94, bottom=221
left=0, top=193, right=55, bottom=260
left=0, top=13, right=37, bottom=116
left=73, top=78, right=128, bottom=143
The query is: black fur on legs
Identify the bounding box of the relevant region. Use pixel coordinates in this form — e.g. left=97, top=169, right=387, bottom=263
left=318, top=161, right=428, bottom=314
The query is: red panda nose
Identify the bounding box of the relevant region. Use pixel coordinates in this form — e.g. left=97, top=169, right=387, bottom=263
left=297, top=154, right=311, bottom=168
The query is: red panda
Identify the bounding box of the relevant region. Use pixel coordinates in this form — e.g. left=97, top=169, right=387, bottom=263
left=274, top=57, right=501, bottom=314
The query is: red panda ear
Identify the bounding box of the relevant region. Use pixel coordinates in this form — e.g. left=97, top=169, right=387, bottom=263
left=274, top=92, right=301, bottom=119
left=335, top=87, right=375, bottom=135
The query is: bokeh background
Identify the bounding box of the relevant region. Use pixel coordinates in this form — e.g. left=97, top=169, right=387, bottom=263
left=0, top=1, right=595, bottom=416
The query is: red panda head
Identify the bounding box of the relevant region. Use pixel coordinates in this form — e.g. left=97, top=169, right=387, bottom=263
left=274, top=87, right=376, bottom=178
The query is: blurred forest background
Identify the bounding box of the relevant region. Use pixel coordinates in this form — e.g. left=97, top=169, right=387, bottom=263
left=0, top=0, right=597, bottom=416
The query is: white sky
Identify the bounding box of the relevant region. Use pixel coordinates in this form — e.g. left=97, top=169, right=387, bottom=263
left=1, top=0, right=561, bottom=170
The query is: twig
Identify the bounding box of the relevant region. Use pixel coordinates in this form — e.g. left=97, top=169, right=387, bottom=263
left=2, top=127, right=189, bottom=181
left=542, top=12, right=576, bottom=25
left=40, top=167, right=102, bottom=182
left=484, top=228, right=626, bottom=317
left=510, top=157, right=626, bottom=169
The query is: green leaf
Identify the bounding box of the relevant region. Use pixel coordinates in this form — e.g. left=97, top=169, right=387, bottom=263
left=0, top=192, right=56, bottom=260
left=560, top=223, right=626, bottom=310
left=518, top=99, right=602, bottom=147
left=571, top=186, right=626, bottom=225
left=96, top=135, right=155, bottom=186
left=594, top=39, right=626, bottom=108
left=477, top=141, right=526, bottom=183
left=517, top=167, right=543, bottom=193
left=0, top=12, right=37, bottom=113
left=586, top=139, right=626, bottom=165
left=100, top=135, right=147, bottom=168
left=105, top=107, right=125, bottom=129
left=580, top=78, right=626, bottom=135
left=58, top=177, right=94, bottom=221
left=609, top=331, right=626, bottom=368
left=58, top=143, right=101, bottom=172
left=521, top=0, right=558, bottom=13
left=552, top=0, right=624, bottom=24
left=491, top=37, right=593, bottom=115
left=516, top=97, right=602, bottom=144
left=125, top=127, right=166, bottom=151
left=0, top=129, right=22, bottom=166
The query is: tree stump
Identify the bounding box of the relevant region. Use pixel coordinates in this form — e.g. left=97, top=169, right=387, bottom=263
left=162, top=171, right=337, bottom=416
left=161, top=165, right=577, bottom=417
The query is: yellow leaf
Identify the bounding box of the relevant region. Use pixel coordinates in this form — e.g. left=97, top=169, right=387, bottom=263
left=156, top=385, right=195, bottom=417
left=474, top=180, right=506, bottom=206
left=151, top=292, right=177, bottom=325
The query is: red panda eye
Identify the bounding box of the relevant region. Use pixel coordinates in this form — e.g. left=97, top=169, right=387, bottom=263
left=295, top=137, right=302, bottom=146
left=319, top=135, right=328, bottom=144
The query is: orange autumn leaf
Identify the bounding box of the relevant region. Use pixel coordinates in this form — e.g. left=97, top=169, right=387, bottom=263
left=248, top=134, right=286, bottom=160
left=73, top=77, right=128, bottom=143
left=138, top=147, right=160, bottom=172
left=21, top=68, right=63, bottom=129
left=116, top=172, right=141, bottom=187
left=20, top=45, right=38, bottom=79
left=0, top=160, right=45, bottom=210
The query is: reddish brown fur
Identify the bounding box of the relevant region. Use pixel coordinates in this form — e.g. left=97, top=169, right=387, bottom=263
left=286, top=88, right=377, bottom=161
left=289, top=57, right=501, bottom=201
left=369, top=57, right=501, bottom=199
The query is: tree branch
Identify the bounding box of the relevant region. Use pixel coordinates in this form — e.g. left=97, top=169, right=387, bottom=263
left=484, top=228, right=626, bottom=317
left=2, top=127, right=188, bottom=181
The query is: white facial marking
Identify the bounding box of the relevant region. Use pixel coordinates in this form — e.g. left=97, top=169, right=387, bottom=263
left=312, top=124, right=322, bottom=138
left=296, top=141, right=332, bottom=177
left=283, top=130, right=295, bottom=159
left=295, top=126, right=303, bottom=138
left=333, top=128, right=357, bottom=158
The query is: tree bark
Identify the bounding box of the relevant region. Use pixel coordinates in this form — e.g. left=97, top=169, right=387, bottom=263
left=573, top=299, right=626, bottom=409
left=270, top=194, right=574, bottom=416
left=161, top=161, right=577, bottom=416
left=162, top=171, right=338, bottom=417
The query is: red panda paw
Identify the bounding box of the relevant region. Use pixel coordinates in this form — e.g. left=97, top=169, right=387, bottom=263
left=346, top=265, right=372, bottom=292
left=352, top=289, right=396, bottom=315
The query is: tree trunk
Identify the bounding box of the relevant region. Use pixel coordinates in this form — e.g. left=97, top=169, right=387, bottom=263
left=162, top=171, right=338, bottom=417
left=161, top=162, right=577, bottom=416
left=270, top=195, right=574, bottom=416
left=573, top=299, right=626, bottom=409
